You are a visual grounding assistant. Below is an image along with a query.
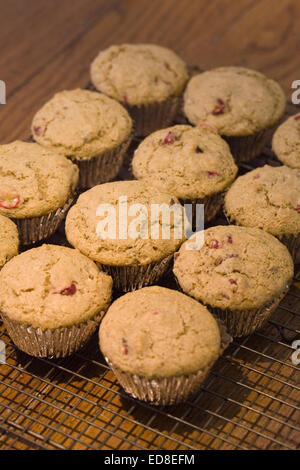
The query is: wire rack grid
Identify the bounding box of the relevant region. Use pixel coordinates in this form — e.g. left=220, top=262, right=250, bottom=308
left=0, top=100, right=299, bottom=451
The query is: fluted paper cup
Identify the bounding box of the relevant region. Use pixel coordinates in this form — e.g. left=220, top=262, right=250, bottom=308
left=12, top=193, right=75, bottom=246
left=97, top=254, right=173, bottom=293
left=72, top=136, right=132, bottom=189
left=105, top=319, right=231, bottom=406
left=1, top=310, right=106, bottom=358
left=211, top=284, right=290, bottom=337
left=126, top=97, right=182, bottom=137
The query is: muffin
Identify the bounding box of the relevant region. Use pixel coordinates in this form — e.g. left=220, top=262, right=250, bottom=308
left=99, top=286, right=231, bottom=405
left=132, top=124, right=238, bottom=225
left=31, top=89, right=132, bottom=188
left=0, top=215, right=19, bottom=269
left=183, top=67, right=286, bottom=162
left=224, top=165, right=300, bottom=263
left=90, top=44, right=189, bottom=137
left=0, top=141, right=79, bottom=245
left=65, top=180, right=186, bottom=292
left=272, top=113, right=300, bottom=169
left=0, top=244, right=112, bottom=358
left=173, top=226, right=294, bottom=337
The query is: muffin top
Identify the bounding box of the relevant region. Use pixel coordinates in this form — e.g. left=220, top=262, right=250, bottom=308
left=0, top=244, right=112, bottom=330
left=0, top=141, right=79, bottom=218
left=31, top=89, right=132, bottom=160
left=184, top=67, right=285, bottom=136
left=132, top=125, right=238, bottom=199
left=173, top=225, right=293, bottom=311
left=0, top=215, right=19, bottom=269
left=224, top=165, right=300, bottom=237
left=90, top=43, right=189, bottom=106
left=272, top=113, right=300, bottom=169
left=65, top=180, right=185, bottom=266
left=99, top=286, right=221, bottom=377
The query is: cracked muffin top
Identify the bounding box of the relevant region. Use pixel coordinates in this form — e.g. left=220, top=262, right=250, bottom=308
left=65, top=180, right=185, bottom=266
left=0, top=141, right=79, bottom=218
left=132, top=124, right=238, bottom=199
left=224, top=165, right=300, bottom=237
left=183, top=67, right=285, bottom=136
left=0, top=244, right=112, bottom=330
left=0, top=215, right=19, bottom=269
left=99, top=286, right=221, bottom=377
left=272, top=113, right=300, bottom=169
left=90, top=43, right=189, bottom=106
left=31, top=89, right=132, bottom=160
left=173, top=225, right=293, bottom=311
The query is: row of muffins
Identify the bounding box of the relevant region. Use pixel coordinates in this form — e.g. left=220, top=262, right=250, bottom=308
left=0, top=43, right=299, bottom=407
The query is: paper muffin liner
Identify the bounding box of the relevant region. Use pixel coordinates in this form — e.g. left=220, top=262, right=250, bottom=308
left=72, top=136, right=132, bottom=189
left=223, top=125, right=276, bottom=163
left=12, top=194, right=75, bottom=246
left=279, top=233, right=300, bottom=264
left=96, top=254, right=173, bottom=292
left=105, top=318, right=232, bottom=406
left=126, top=96, right=182, bottom=137
left=1, top=310, right=105, bottom=358
left=210, top=283, right=291, bottom=337
left=181, top=192, right=224, bottom=230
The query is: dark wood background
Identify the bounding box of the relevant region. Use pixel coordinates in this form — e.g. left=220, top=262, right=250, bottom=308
left=0, top=0, right=300, bottom=143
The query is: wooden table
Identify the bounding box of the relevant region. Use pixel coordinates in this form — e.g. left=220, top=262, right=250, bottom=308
left=1, top=0, right=300, bottom=143
left=0, top=0, right=299, bottom=451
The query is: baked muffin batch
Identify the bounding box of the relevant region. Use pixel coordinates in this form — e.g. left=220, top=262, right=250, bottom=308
left=0, top=43, right=298, bottom=406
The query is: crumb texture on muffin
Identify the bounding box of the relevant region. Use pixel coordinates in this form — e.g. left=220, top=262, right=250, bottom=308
left=65, top=180, right=185, bottom=266
left=0, top=215, right=19, bottom=268
left=272, top=113, right=300, bottom=169
left=99, top=286, right=221, bottom=377
left=31, top=89, right=132, bottom=160
left=90, top=44, right=189, bottom=105
left=132, top=124, right=238, bottom=199
left=224, top=165, right=300, bottom=236
left=0, top=244, right=112, bottom=330
left=0, top=141, right=79, bottom=218
left=184, top=67, right=285, bottom=136
left=173, top=225, right=294, bottom=311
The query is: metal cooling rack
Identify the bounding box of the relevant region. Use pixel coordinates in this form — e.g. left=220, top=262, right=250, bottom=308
left=0, top=103, right=299, bottom=451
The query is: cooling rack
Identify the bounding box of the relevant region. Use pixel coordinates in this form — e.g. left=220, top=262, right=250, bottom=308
left=0, top=101, right=299, bottom=451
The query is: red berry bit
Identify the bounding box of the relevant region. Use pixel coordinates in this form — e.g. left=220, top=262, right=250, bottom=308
left=0, top=194, right=20, bottom=209
left=229, top=278, right=237, bottom=285
left=122, top=338, right=129, bottom=355
left=210, top=239, right=220, bottom=249
left=33, top=122, right=47, bottom=136
left=296, top=204, right=300, bottom=214
left=123, top=95, right=128, bottom=105
left=212, top=98, right=225, bottom=115
left=60, top=283, right=77, bottom=296
left=253, top=174, right=260, bottom=180
left=294, top=114, right=300, bottom=121
left=163, top=131, right=178, bottom=145
left=152, top=311, right=159, bottom=315
left=33, top=126, right=42, bottom=136
left=227, top=235, right=233, bottom=244
left=207, top=171, right=220, bottom=178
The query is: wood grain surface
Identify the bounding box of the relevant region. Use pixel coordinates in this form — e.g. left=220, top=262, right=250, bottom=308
left=0, top=0, right=299, bottom=451
left=1, top=0, right=300, bottom=142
